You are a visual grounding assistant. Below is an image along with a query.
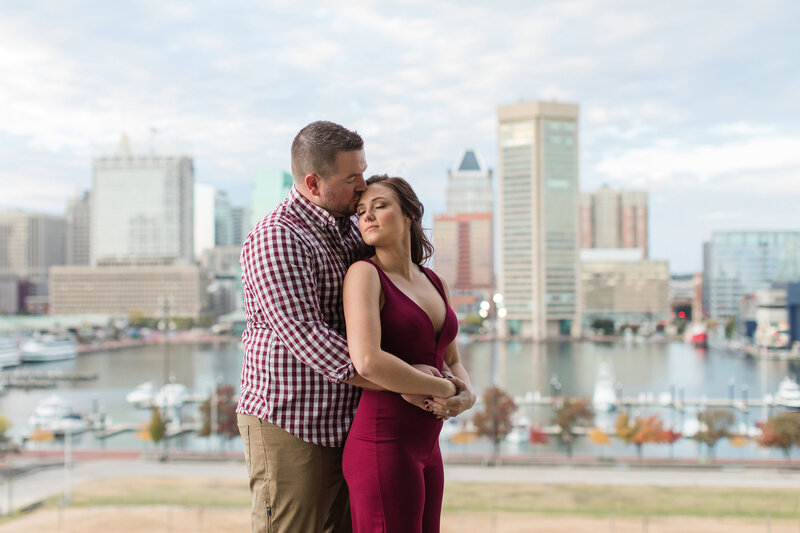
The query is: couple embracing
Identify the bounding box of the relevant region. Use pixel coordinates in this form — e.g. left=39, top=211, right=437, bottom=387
left=236, top=120, right=476, bottom=533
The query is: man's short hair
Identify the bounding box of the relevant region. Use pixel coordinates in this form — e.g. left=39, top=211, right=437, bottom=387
left=291, top=121, right=364, bottom=182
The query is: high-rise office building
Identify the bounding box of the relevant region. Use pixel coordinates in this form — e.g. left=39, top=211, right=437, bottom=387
left=194, top=183, right=216, bottom=260
left=249, top=169, right=293, bottom=229
left=497, top=100, right=581, bottom=339
left=0, top=210, right=66, bottom=312
left=706, top=231, right=800, bottom=318
left=214, top=190, right=234, bottom=247
left=231, top=206, right=248, bottom=246
left=433, top=150, right=494, bottom=316
left=66, top=191, right=91, bottom=266
left=580, top=186, right=648, bottom=256
left=0, top=210, right=66, bottom=282
left=620, top=190, right=648, bottom=254
left=445, top=149, right=493, bottom=214
left=91, top=136, right=194, bottom=265
left=579, top=192, right=593, bottom=249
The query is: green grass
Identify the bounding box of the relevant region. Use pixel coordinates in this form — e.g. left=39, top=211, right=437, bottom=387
left=443, top=482, right=800, bottom=519
left=40, top=477, right=800, bottom=521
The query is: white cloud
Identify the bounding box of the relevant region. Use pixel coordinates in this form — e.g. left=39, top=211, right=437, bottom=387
left=595, top=135, right=800, bottom=192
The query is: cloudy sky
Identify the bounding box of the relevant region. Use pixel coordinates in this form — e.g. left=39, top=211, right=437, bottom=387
left=1, top=0, right=799, bottom=272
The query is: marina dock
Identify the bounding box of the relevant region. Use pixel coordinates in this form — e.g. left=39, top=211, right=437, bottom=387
left=1, top=370, right=99, bottom=389
left=512, top=394, right=787, bottom=413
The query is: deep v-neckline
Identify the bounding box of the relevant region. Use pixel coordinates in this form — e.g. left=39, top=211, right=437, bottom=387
left=367, top=259, right=448, bottom=342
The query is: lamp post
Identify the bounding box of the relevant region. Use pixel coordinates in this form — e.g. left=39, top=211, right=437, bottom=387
left=479, top=293, right=506, bottom=464
left=479, top=294, right=506, bottom=386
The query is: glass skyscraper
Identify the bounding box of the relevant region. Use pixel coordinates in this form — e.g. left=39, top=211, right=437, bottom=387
left=706, top=231, right=800, bottom=318
left=497, top=101, right=581, bottom=339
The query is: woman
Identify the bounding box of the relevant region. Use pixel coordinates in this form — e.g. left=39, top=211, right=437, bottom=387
left=342, top=175, right=475, bottom=533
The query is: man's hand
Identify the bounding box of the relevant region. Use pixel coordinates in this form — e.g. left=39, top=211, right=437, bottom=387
left=429, top=376, right=476, bottom=419
left=401, top=364, right=450, bottom=419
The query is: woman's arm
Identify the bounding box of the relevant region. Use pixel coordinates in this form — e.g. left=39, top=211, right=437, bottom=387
left=430, top=277, right=477, bottom=418
left=343, top=261, right=456, bottom=398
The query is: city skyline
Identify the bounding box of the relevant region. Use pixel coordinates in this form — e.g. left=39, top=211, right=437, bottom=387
left=1, top=1, right=799, bottom=273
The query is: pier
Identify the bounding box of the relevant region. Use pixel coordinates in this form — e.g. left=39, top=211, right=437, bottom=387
left=511, top=394, right=787, bottom=413
left=1, top=370, right=98, bottom=389
left=95, top=421, right=202, bottom=440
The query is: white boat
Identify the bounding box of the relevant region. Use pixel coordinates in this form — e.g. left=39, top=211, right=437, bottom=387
left=776, top=376, right=800, bottom=409
left=28, top=395, right=88, bottom=435
left=153, top=381, right=189, bottom=409
left=505, top=414, right=531, bottom=444
left=0, top=337, right=20, bottom=368
left=592, top=362, right=617, bottom=412
left=20, top=335, right=77, bottom=362
left=126, top=381, right=157, bottom=406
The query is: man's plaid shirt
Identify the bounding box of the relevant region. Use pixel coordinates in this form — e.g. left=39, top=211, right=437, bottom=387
left=237, top=187, right=362, bottom=447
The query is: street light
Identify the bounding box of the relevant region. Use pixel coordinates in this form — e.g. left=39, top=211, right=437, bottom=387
left=480, top=293, right=505, bottom=386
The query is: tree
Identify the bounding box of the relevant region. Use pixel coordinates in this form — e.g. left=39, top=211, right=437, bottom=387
left=757, top=412, right=800, bottom=462
left=552, top=397, right=594, bottom=458
left=590, top=318, right=614, bottom=336
left=724, top=318, right=736, bottom=339
left=615, top=413, right=668, bottom=459
left=662, top=428, right=683, bottom=458
left=473, top=386, right=517, bottom=465
left=149, top=406, right=168, bottom=460
left=149, top=406, right=166, bottom=443
left=694, top=408, right=734, bottom=460
left=0, top=415, right=18, bottom=456
left=199, top=384, right=239, bottom=439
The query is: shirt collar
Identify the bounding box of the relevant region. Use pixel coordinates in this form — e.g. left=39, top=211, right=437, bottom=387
left=289, top=186, right=352, bottom=238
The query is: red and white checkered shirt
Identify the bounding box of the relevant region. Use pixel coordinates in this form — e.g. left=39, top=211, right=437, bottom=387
left=237, top=187, right=363, bottom=447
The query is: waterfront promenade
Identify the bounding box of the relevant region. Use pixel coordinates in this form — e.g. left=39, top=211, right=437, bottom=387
left=2, top=453, right=800, bottom=532
left=3, top=452, right=800, bottom=515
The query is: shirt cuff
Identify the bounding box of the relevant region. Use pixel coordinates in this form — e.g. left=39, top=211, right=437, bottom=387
left=330, top=361, right=357, bottom=384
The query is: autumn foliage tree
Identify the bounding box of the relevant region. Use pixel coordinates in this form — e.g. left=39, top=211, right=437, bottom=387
left=552, top=397, right=593, bottom=458
left=0, top=415, right=18, bottom=457
left=149, top=406, right=166, bottom=443
left=757, top=412, right=800, bottom=462
left=199, top=384, right=239, bottom=440
left=615, top=413, right=669, bottom=459
left=473, top=386, right=517, bottom=465
left=662, top=428, right=683, bottom=458
left=694, top=408, right=734, bottom=460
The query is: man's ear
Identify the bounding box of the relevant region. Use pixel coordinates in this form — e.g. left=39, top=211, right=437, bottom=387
left=304, top=173, right=322, bottom=196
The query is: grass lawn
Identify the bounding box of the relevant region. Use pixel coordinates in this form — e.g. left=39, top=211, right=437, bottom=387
left=43, top=477, right=800, bottom=520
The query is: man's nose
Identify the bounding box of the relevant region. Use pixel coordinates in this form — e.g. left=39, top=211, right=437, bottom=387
left=356, top=177, right=367, bottom=191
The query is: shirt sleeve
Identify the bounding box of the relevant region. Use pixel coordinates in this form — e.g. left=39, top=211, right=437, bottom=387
left=242, top=222, right=356, bottom=383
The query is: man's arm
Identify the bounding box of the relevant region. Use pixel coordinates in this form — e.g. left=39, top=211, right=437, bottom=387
left=243, top=223, right=357, bottom=383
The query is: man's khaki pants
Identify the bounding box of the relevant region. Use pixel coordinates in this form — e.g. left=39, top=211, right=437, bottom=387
left=237, top=414, right=352, bottom=533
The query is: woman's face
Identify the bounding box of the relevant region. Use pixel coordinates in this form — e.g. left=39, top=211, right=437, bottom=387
left=355, top=183, right=408, bottom=247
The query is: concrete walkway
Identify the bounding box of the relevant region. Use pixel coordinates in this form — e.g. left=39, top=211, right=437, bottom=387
left=2, top=457, right=799, bottom=515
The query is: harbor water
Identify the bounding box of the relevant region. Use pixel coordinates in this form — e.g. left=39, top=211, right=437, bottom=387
left=1, top=339, right=797, bottom=460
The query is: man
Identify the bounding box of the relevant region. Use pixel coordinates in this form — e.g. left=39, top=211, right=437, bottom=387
left=237, top=121, right=374, bottom=533
left=237, top=121, right=474, bottom=533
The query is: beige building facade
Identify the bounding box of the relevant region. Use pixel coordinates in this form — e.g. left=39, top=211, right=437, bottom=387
left=580, top=249, right=669, bottom=325
left=579, top=186, right=648, bottom=257
left=497, top=100, right=582, bottom=339
left=50, top=263, right=206, bottom=319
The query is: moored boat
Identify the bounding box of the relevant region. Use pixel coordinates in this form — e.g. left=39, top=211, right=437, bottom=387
left=592, top=362, right=617, bottom=412
left=126, top=381, right=157, bottom=406
left=776, top=376, right=800, bottom=409
left=0, top=337, right=20, bottom=368
left=27, top=394, right=89, bottom=435
left=20, top=335, right=77, bottom=363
